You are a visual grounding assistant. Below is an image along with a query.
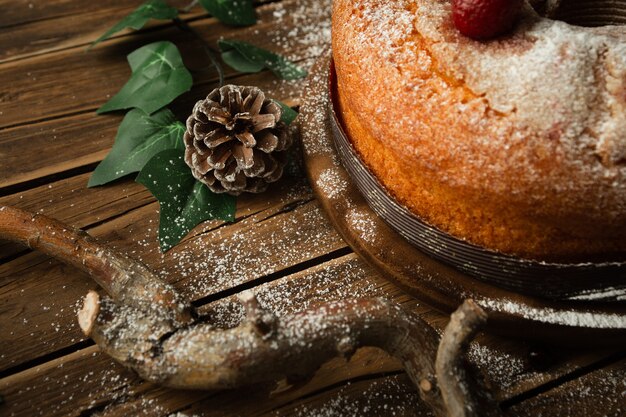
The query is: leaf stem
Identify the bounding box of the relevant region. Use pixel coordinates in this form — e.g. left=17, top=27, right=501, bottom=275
left=180, top=0, right=199, bottom=13
left=173, top=17, right=225, bottom=87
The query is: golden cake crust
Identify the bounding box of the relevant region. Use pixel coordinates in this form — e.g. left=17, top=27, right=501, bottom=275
left=332, top=0, right=626, bottom=261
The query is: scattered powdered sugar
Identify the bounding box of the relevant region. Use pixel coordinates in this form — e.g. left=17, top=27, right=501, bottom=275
left=508, top=361, right=626, bottom=416
left=260, top=0, right=332, bottom=62
left=197, top=255, right=384, bottom=328
left=160, top=200, right=344, bottom=300
left=256, top=257, right=383, bottom=315
left=274, top=376, right=430, bottom=416
left=300, top=52, right=336, bottom=156
left=477, top=298, right=626, bottom=329
left=567, top=286, right=626, bottom=302
left=413, top=0, right=626, bottom=167
left=249, top=0, right=331, bottom=109
left=317, top=168, right=348, bottom=199
left=346, top=208, right=379, bottom=244
left=8, top=2, right=626, bottom=417
left=468, top=343, right=541, bottom=392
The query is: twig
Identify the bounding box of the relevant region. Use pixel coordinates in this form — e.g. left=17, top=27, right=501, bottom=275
left=0, top=206, right=193, bottom=327
left=173, top=17, right=225, bottom=86
left=1, top=205, right=498, bottom=417
left=436, top=300, right=501, bottom=417
left=180, top=0, right=199, bottom=14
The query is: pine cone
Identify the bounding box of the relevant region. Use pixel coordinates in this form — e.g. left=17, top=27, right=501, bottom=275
left=183, top=85, right=292, bottom=195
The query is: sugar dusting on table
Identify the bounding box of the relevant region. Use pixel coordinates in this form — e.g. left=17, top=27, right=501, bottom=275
left=317, top=168, right=348, bottom=199
left=476, top=298, right=626, bottom=329
left=274, top=376, right=431, bottom=416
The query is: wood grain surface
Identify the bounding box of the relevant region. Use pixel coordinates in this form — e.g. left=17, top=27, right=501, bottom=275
left=0, top=1, right=624, bottom=416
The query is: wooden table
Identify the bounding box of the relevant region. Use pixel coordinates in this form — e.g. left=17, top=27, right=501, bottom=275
left=0, top=1, right=624, bottom=416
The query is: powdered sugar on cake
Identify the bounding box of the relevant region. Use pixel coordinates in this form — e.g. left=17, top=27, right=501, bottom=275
left=415, top=2, right=626, bottom=168
left=335, top=0, right=626, bottom=233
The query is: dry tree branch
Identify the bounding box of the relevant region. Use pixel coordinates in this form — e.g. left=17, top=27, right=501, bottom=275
left=437, top=300, right=500, bottom=417
left=80, top=290, right=448, bottom=413
left=0, top=205, right=500, bottom=417
left=0, top=206, right=193, bottom=327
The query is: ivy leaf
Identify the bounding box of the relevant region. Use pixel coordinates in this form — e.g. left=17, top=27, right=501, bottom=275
left=218, top=39, right=307, bottom=80
left=137, top=149, right=236, bottom=251
left=97, top=41, right=193, bottom=115
left=199, top=0, right=256, bottom=26
left=90, top=0, right=179, bottom=47
left=274, top=100, right=298, bottom=125
left=88, top=108, right=185, bottom=187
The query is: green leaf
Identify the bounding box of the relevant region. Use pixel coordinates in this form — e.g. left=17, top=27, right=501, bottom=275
left=97, top=41, right=193, bottom=114
left=199, top=0, right=256, bottom=26
left=88, top=108, right=185, bottom=187
left=137, top=149, right=236, bottom=251
left=218, top=39, right=307, bottom=80
left=90, top=0, right=179, bottom=47
left=274, top=100, right=298, bottom=125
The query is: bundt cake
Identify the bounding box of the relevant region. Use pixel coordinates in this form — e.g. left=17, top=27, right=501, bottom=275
left=331, top=0, right=626, bottom=262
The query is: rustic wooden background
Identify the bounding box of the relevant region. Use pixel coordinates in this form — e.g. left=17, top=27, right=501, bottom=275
left=0, top=1, right=624, bottom=416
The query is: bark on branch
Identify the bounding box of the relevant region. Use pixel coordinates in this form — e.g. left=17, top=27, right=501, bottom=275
left=0, top=206, right=193, bottom=327
left=0, top=205, right=500, bottom=417
left=437, top=300, right=500, bottom=417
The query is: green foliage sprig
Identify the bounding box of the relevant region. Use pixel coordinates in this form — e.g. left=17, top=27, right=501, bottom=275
left=199, top=0, right=257, bottom=26
left=97, top=41, right=193, bottom=114
left=88, top=108, right=185, bottom=187
left=89, top=0, right=306, bottom=251
left=90, top=0, right=179, bottom=47
left=136, top=149, right=236, bottom=251
left=218, top=39, right=308, bottom=80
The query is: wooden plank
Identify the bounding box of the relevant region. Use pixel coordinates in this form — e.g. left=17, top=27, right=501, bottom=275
left=505, top=358, right=626, bottom=417
left=262, top=374, right=431, bottom=417
left=0, top=345, right=145, bottom=417
left=0, top=5, right=187, bottom=63
left=77, top=349, right=406, bottom=416
left=0, top=0, right=138, bottom=29
left=465, top=340, right=617, bottom=402
left=0, top=113, right=120, bottom=189
left=0, top=25, right=215, bottom=129
left=259, top=357, right=626, bottom=416
left=0, top=0, right=331, bottom=129
left=1, top=0, right=621, bottom=413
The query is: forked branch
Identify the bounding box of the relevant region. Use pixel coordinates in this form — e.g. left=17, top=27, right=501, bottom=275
left=0, top=205, right=500, bottom=417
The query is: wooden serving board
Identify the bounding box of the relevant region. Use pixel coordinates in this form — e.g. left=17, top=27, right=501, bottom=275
left=299, top=50, right=626, bottom=346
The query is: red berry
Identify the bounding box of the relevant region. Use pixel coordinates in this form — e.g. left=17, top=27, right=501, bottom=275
left=452, top=0, right=523, bottom=40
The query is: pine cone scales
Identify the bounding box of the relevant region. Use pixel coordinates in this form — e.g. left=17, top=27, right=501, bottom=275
left=183, top=85, right=292, bottom=195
